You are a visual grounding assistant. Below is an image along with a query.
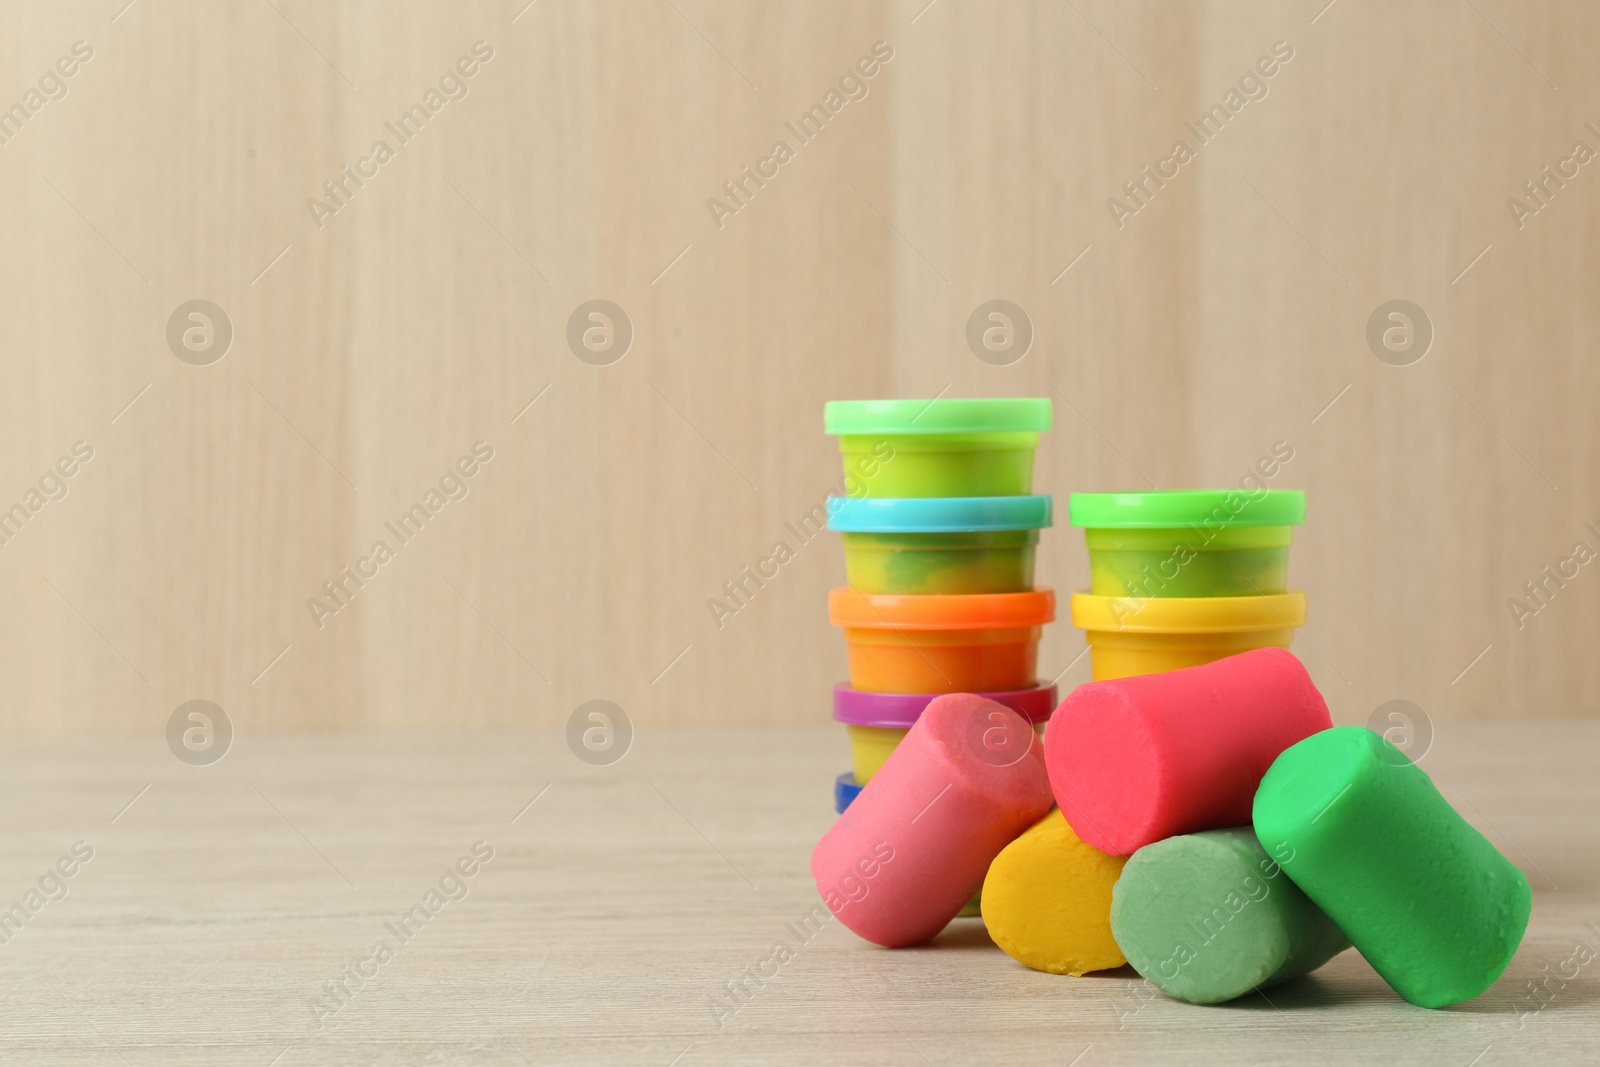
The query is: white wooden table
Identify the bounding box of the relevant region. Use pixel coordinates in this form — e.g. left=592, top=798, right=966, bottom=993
left=0, top=722, right=1593, bottom=1065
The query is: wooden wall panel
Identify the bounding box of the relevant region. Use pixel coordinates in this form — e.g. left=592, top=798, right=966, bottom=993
left=0, top=0, right=1593, bottom=736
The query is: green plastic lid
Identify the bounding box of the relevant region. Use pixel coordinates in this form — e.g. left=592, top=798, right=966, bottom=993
left=824, top=398, right=1052, bottom=435
left=1069, top=489, right=1305, bottom=528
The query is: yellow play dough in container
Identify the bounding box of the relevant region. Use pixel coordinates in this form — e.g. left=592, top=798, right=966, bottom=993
left=1070, top=590, right=1306, bottom=681
left=982, top=810, right=1128, bottom=975
left=848, top=722, right=1050, bottom=785
left=844, top=725, right=908, bottom=783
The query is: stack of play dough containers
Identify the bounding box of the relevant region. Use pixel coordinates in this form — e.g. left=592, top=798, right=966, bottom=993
left=823, top=398, right=1058, bottom=817
left=813, top=474, right=1533, bottom=1011
left=1066, top=488, right=1307, bottom=680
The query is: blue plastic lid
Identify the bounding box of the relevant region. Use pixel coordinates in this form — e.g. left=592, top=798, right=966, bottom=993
left=835, top=772, right=863, bottom=814
left=827, top=495, right=1052, bottom=533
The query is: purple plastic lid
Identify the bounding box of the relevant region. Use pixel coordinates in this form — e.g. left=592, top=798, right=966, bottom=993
left=831, top=683, right=1058, bottom=728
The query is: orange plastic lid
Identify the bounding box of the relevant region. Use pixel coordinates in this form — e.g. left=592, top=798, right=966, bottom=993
left=829, top=587, right=1055, bottom=630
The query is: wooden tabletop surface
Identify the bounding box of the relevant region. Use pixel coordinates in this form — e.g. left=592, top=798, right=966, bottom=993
left=0, top=721, right=1594, bottom=1066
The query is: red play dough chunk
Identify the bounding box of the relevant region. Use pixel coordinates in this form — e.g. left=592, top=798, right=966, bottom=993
left=1044, top=647, right=1331, bottom=855
left=811, top=693, right=1053, bottom=947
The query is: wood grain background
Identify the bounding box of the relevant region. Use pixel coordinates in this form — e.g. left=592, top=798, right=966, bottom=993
left=0, top=0, right=1594, bottom=737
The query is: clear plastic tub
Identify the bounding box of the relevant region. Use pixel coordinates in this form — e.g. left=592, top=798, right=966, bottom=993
left=1070, top=590, right=1306, bottom=681
left=831, top=682, right=1059, bottom=728
left=830, top=495, right=1051, bottom=594
left=829, top=587, right=1056, bottom=694
left=845, top=725, right=908, bottom=783
left=1070, top=490, right=1305, bottom=598
left=840, top=626, right=1042, bottom=693
left=826, top=399, right=1051, bottom=498
left=844, top=720, right=1052, bottom=784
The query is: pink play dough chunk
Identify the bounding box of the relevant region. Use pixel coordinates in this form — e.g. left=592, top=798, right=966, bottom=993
left=810, top=693, right=1053, bottom=947
left=1044, top=647, right=1331, bottom=855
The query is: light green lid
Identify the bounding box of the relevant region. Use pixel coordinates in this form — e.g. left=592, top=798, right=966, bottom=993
left=824, top=398, right=1052, bottom=435
left=1069, top=489, right=1305, bottom=528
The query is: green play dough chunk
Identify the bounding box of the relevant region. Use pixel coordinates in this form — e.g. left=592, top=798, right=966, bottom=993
left=1252, top=726, right=1532, bottom=1009
left=1109, top=828, right=1349, bottom=1004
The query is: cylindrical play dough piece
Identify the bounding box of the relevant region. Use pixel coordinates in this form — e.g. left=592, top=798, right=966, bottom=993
left=982, top=811, right=1127, bottom=975
left=811, top=693, right=1053, bottom=948
left=1110, top=828, right=1349, bottom=1004
left=1045, top=647, right=1331, bottom=855
left=1252, top=726, right=1532, bottom=1008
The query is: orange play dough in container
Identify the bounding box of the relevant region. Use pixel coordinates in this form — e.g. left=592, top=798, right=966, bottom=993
left=829, top=588, right=1055, bottom=694
left=840, top=626, right=1042, bottom=693
left=982, top=810, right=1128, bottom=975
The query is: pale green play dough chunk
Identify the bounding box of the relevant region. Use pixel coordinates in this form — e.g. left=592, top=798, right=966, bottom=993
left=1110, top=827, right=1349, bottom=1004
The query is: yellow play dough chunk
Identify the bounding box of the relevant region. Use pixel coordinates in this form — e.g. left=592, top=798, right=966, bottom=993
left=982, top=810, right=1128, bottom=975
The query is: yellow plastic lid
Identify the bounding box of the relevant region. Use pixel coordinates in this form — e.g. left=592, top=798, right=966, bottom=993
left=1070, top=591, right=1305, bottom=633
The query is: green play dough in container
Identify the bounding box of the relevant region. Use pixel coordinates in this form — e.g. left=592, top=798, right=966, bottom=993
left=1084, top=525, right=1292, bottom=597
left=1109, top=828, right=1349, bottom=1004
left=1252, top=726, right=1532, bottom=1009
left=839, top=529, right=1038, bottom=594
left=826, top=399, right=1051, bottom=498
left=1071, top=490, right=1304, bottom=597
left=829, top=494, right=1051, bottom=595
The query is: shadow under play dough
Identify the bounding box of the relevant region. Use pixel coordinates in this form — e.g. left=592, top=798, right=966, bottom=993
left=1252, top=726, right=1532, bottom=1009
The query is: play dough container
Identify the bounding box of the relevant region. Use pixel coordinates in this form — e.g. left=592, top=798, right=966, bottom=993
left=840, top=628, right=1043, bottom=692
left=835, top=683, right=1058, bottom=783
left=832, top=683, right=1058, bottom=728
left=834, top=772, right=864, bottom=813
left=1070, top=591, right=1305, bottom=681
left=1070, top=490, right=1305, bottom=598
left=829, top=588, right=1055, bottom=693
left=845, top=725, right=909, bottom=783
left=830, top=496, right=1051, bottom=594
left=825, top=398, right=1052, bottom=498
left=845, top=723, right=1050, bottom=784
